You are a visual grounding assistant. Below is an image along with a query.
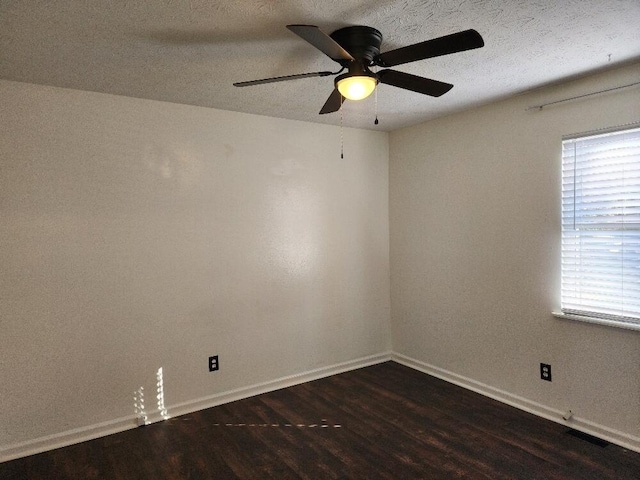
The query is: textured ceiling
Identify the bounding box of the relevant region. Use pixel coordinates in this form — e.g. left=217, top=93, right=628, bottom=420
left=1, top=0, right=639, bottom=131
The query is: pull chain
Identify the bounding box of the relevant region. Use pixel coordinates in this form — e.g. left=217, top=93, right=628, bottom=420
left=374, top=67, right=379, bottom=125
left=340, top=95, right=344, bottom=159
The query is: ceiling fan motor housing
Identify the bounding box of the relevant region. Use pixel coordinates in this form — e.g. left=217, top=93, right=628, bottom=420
left=330, top=26, right=383, bottom=64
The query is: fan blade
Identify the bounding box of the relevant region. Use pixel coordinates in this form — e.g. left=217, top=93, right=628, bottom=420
left=378, top=70, right=453, bottom=97
left=234, top=71, right=333, bottom=87
left=375, top=29, right=484, bottom=67
left=287, top=25, right=355, bottom=62
left=319, top=88, right=344, bottom=114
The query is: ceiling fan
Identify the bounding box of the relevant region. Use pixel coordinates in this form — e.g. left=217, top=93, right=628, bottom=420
left=234, top=24, right=484, bottom=115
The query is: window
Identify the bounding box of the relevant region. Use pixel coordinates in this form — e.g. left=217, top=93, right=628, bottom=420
left=560, top=126, right=640, bottom=329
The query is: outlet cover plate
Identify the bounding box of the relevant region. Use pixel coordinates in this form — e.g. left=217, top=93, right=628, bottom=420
left=540, top=363, right=551, bottom=381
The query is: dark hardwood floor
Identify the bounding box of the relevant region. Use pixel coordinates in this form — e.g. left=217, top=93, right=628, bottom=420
left=2, top=361, right=639, bottom=479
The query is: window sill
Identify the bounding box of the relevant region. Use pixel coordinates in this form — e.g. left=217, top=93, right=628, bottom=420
left=552, top=312, right=640, bottom=332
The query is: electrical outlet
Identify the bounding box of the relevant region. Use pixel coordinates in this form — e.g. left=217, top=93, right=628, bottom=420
left=540, top=363, right=552, bottom=381
left=209, top=355, right=219, bottom=372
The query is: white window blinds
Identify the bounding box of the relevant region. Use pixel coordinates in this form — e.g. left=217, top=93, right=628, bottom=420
left=561, top=126, right=640, bottom=326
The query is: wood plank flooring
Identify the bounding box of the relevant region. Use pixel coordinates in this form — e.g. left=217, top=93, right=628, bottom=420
left=2, top=361, right=639, bottom=479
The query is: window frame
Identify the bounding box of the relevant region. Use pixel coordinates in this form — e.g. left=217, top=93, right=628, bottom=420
left=555, top=124, right=640, bottom=332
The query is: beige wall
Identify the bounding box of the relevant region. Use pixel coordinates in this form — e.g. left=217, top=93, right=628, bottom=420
left=0, top=80, right=390, bottom=455
left=2, top=61, right=639, bottom=460
left=390, top=62, right=640, bottom=448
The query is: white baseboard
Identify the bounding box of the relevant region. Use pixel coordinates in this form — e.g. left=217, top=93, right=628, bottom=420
left=0, top=414, right=137, bottom=464
left=391, top=352, right=640, bottom=454
left=0, top=352, right=392, bottom=463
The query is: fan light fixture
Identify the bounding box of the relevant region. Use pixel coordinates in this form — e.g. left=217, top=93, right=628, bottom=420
left=336, top=73, right=377, bottom=101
